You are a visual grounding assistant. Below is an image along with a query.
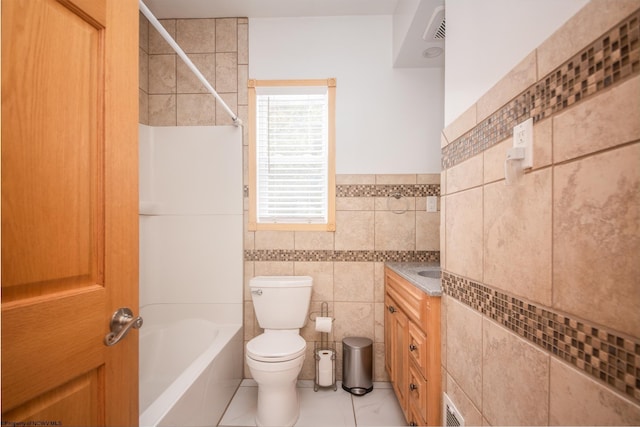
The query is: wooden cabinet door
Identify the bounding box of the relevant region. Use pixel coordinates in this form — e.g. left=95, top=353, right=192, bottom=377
left=1, top=0, right=139, bottom=425
left=424, top=296, right=442, bottom=427
left=408, top=362, right=428, bottom=424
left=384, top=294, right=394, bottom=378
left=385, top=294, right=409, bottom=417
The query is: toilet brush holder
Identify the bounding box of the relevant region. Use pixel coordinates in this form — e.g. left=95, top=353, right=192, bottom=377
left=314, top=341, right=337, bottom=391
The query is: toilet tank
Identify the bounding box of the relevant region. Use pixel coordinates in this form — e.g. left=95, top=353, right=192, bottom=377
left=250, top=276, right=313, bottom=329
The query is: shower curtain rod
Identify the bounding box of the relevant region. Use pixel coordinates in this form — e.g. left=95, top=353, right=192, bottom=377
left=139, top=0, right=242, bottom=127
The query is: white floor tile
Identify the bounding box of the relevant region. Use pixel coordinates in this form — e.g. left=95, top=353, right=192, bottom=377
left=371, top=381, right=393, bottom=389
left=352, top=387, right=406, bottom=427
left=218, top=382, right=407, bottom=427
left=218, top=386, right=258, bottom=426
left=295, top=387, right=355, bottom=427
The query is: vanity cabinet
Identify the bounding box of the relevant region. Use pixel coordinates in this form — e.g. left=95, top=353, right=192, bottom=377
left=385, top=290, right=409, bottom=408
left=384, top=267, right=441, bottom=426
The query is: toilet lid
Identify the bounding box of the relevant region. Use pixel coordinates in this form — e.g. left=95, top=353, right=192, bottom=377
left=246, top=333, right=306, bottom=362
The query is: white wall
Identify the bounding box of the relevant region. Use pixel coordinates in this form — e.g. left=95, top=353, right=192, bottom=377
left=249, top=15, right=444, bottom=174
left=393, top=0, right=421, bottom=62
left=444, top=0, right=588, bottom=125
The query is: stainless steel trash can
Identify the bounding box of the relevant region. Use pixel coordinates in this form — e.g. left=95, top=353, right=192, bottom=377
left=342, top=337, right=373, bottom=395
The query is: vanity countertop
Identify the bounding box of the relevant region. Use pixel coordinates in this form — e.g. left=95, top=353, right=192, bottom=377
left=385, top=262, right=442, bottom=297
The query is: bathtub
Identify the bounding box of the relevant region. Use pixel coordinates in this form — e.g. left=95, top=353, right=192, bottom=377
left=139, top=304, right=243, bottom=427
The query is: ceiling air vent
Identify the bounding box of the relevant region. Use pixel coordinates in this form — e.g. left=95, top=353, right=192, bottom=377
left=422, top=6, right=445, bottom=41
left=433, top=18, right=446, bottom=39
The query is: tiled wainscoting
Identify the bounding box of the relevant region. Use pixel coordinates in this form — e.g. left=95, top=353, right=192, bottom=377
left=442, top=8, right=639, bottom=170
left=243, top=174, right=441, bottom=382
left=440, top=3, right=640, bottom=425
left=443, top=273, right=639, bottom=402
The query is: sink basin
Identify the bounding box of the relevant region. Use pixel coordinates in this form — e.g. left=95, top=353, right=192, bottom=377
left=417, top=270, right=441, bottom=279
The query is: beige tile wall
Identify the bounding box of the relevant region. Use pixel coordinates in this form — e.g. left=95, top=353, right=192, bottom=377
left=244, top=173, right=441, bottom=382
left=440, top=2, right=640, bottom=425
left=139, top=14, right=248, bottom=127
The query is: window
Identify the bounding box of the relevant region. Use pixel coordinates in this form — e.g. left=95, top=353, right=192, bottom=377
left=248, top=79, right=336, bottom=231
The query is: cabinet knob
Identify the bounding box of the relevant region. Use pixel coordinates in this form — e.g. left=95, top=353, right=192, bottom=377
left=409, top=344, right=417, bottom=351
left=409, top=422, right=417, bottom=426
left=388, top=306, right=396, bottom=313
left=409, top=383, right=418, bottom=391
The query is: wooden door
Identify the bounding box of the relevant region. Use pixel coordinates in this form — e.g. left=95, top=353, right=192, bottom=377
left=1, top=0, right=139, bottom=425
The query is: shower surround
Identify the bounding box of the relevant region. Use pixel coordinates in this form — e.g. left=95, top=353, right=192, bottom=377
left=138, top=15, right=246, bottom=425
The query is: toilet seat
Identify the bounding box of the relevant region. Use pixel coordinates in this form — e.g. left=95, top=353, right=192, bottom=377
left=246, top=332, right=306, bottom=362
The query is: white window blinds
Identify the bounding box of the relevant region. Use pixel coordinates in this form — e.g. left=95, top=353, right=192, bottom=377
left=255, top=87, right=329, bottom=224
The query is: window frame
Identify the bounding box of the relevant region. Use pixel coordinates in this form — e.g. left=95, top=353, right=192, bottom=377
left=248, top=78, right=336, bottom=231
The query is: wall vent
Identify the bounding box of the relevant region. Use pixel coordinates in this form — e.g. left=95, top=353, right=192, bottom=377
left=433, top=18, right=446, bottom=39
left=422, top=6, right=446, bottom=40
left=443, top=393, right=465, bottom=427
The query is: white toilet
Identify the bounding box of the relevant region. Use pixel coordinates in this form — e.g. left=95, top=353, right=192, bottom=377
left=246, top=276, right=313, bottom=427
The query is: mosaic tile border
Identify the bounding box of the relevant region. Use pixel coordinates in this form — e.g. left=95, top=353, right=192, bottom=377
left=244, top=184, right=441, bottom=198
left=336, top=184, right=440, bottom=198
left=245, top=249, right=439, bottom=263
left=442, top=272, right=640, bottom=403
left=442, top=8, right=640, bottom=170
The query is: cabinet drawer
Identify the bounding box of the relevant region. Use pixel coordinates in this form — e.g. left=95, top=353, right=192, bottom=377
left=408, top=321, right=427, bottom=377
left=408, top=403, right=427, bottom=427
left=408, top=362, right=428, bottom=424
left=385, top=268, right=426, bottom=325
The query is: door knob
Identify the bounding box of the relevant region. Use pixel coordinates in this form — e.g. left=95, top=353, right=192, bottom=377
left=104, top=307, right=143, bottom=346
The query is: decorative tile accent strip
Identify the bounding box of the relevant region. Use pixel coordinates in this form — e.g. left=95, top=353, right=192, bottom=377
left=336, top=184, right=440, bottom=198
left=244, top=249, right=439, bottom=263
left=442, top=8, right=640, bottom=170
left=442, top=272, right=640, bottom=403
left=335, top=184, right=377, bottom=198
left=376, top=250, right=440, bottom=263
left=245, top=183, right=440, bottom=198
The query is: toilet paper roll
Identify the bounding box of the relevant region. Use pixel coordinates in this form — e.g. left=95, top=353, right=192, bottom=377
left=317, top=350, right=334, bottom=386
left=315, top=316, right=333, bottom=333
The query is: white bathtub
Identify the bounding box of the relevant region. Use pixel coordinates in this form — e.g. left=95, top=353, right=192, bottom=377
left=139, top=304, right=243, bottom=427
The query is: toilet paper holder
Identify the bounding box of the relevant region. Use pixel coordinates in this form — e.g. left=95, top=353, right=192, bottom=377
left=313, top=301, right=337, bottom=392
left=314, top=341, right=337, bottom=392
left=308, top=301, right=334, bottom=322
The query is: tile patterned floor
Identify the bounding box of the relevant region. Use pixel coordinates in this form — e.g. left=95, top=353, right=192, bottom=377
left=219, top=380, right=407, bottom=427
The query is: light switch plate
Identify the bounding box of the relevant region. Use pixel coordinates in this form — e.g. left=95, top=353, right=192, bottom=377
left=426, top=196, right=438, bottom=212
left=513, top=118, right=533, bottom=169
